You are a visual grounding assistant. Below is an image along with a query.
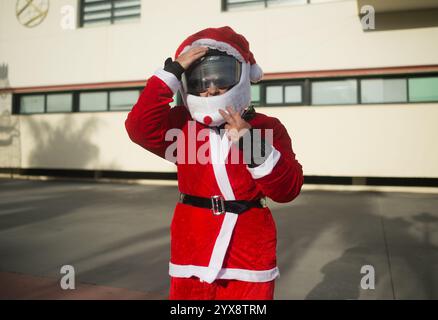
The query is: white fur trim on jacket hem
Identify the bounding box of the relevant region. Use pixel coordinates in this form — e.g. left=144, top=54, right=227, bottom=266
left=154, top=68, right=181, bottom=95
left=169, top=263, right=280, bottom=283
left=247, top=147, right=281, bottom=179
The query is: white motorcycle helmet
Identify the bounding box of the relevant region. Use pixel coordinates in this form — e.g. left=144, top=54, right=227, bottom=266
left=180, top=48, right=252, bottom=127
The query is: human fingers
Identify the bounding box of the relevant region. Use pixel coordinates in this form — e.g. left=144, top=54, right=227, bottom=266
left=219, top=109, right=236, bottom=125
left=226, top=106, right=241, bottom=122
left=189, top=46, right=208, bottom=58
left=176, top=47, right=208, bottom=69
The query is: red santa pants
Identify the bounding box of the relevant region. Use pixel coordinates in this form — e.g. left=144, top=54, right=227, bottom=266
left=169, top=276, right=275, bottom=300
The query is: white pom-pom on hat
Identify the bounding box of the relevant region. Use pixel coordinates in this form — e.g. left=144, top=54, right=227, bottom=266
left=250, top=63, right=263, bottom=83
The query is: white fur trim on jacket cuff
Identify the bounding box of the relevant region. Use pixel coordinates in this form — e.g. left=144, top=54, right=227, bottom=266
left=247, top=147, right=281, bottom=179
left=154, top=68, right=181, bottom=95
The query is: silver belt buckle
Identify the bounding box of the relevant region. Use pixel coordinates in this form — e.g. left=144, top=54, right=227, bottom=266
left=211, top=195, right=225, bottom=216
left=260, top=197, right=267, bottom=208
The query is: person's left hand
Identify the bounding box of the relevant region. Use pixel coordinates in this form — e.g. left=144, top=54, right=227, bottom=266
left=219, top=106, right=252, bottom=143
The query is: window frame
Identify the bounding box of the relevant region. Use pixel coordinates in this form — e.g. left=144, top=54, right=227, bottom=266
left=18, top=93, right=46, bottom=114
left=78, top=90, right=110, bottom=112
left=407, top=74, right=438, bottom=103
left=309, top=77, right=359, bottom=106
left=221, top=0, right=350, bottom=11
left=12, top=72, right=438, bottom=114
left=46, top=92, right=74, bottom=113
left=250, top=84, right=262, bottom=106
left=222, top=0, right=268, bottom=11
left=263, top=80, right=307, bottom=107
left=79, top=0, right=141, bottom=27
left=13, top=87, right=142, bottom=115
left=358, top=75, right=409, bottom=105
left=109, top=88, right=141, bottom=111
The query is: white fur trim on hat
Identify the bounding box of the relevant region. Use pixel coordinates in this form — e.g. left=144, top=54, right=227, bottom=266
left=179, top=39, right=245, bottom=63
left=179, top=37, right=263, bottom=83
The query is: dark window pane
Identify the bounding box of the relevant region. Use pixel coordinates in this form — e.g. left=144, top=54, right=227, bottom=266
left=109, top=90, right=139, bottom=110
left=79, top=92, right=108, bottom=111
left=226, top=0, right=309, bottom=10
left=84, top=11, right=112, bottom=20
left=82, top=0, right=140, bottom=26
left=285, top=85, right=302, bottom=103
left=83, top=19, right=111, bottom=27
left=114, top=0, right=141, bottom=21
left=268, top=0, right=307, bottom=6
left=251, top=84, right=261, bottom=103
left=361, top=78, right=407, bottom=103
left=409, top=77, right=438, bottom=102
left=227, top=0, right=265, bottom=6
left=83, top=3, right=111, bottom=12
left=47, top=93, right=73, bottom=113
left=266, top=85, right=283, bottom=104
left=114, top=0, right=141, bottom=8
left=82, top=0, right=111, bottom=24
left=312, top=79, right=357, bottom=105
left=20, top=95, right=45, bottom=114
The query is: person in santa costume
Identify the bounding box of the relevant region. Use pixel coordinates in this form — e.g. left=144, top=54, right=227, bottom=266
left=125, top=26, right=304, bottom=300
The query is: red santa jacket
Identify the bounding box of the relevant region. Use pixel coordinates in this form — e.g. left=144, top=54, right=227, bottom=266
left=125, top=69, right=304, bottom=283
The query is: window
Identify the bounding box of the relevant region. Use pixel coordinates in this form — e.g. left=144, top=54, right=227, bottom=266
left=15, top=88, right=142, bottom=114
left=311, top=79, right=357, bottom=105
left=79, top=92, right=108, bottom=111
left=285, top=85, right=302, bottom=103
left=224, top=0, right=267, bottom=11
left=266, top=85, right=283, bottom=104
left=169, top=91, right=181, bottom=108
left=47, top=93, right=73, bottom=113
left=251, top=84, right=261, bottom=105
left=309, top=0, right=341, bottom=3
left=222, top=0, right=348, bottom=11
left=20, top=95, right=45, bottom=114
left=109, top=90, right=139, bottom=110
left=13, top=72, right=438, bottom=114
left=223, top=0, right=307, bottom=11
left=81, top=0, right=141, bottom=27
left=408, top=76, right=438, bottom=102
left=361, top=78, right=407, bottom=103
left=265, top=83, right=303, bottom=105
left=268, top=0, right=307, bottom=7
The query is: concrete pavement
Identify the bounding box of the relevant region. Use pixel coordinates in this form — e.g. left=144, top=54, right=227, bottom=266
left=0, top=178, right=437, bottom=299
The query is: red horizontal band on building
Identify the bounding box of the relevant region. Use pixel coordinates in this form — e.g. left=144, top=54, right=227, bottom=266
left=2, top=80, right=147, bottom=94
left=262, top=64, right=438, bottom=80
left=2, top=64, right=438, bottom=94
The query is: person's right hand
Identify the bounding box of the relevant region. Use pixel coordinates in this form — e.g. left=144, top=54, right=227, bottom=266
left=176, top=46, right=209, bottom=70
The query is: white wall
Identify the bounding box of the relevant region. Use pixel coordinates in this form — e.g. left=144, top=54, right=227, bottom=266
left=2, top=0, right=438, bottom=86
left=260, top=104, right=438, bottom=178
left=17, top=111, right=175, bottom=172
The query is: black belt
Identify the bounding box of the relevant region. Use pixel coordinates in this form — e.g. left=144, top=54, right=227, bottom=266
left=179, top=193, right=266, bottom=215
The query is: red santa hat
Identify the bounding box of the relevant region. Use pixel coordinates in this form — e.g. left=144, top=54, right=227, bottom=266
left=175, top=26, right=264, bottom=83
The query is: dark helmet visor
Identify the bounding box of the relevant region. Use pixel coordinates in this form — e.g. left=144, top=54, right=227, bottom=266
left=182, top=50, right=242, bottom=95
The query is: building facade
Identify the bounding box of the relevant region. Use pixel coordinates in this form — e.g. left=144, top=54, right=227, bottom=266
left=1, top=0, right=438, bottom=184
